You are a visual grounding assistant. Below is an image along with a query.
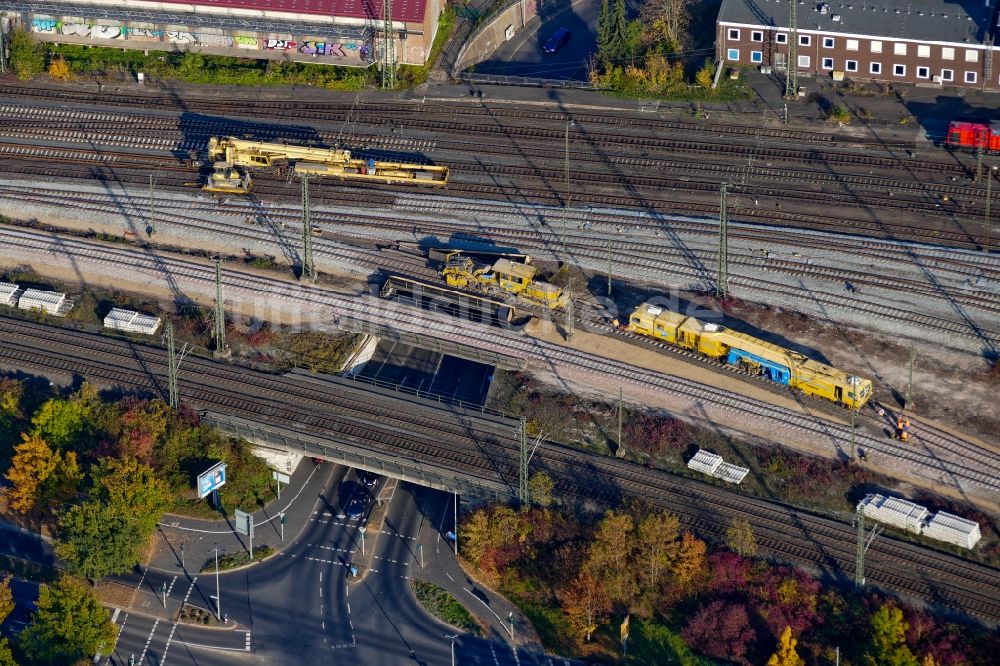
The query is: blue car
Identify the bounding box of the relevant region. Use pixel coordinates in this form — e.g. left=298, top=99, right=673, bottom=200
left=542, top=27, right=571, bottom=54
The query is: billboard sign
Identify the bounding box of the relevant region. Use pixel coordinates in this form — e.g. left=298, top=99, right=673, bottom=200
left=197, top=461, right=227, bottom=498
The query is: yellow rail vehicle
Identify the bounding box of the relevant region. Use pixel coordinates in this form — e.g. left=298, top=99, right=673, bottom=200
left=627, top=304, right=873, bottom=409
left=441, top=252, right=569, bottom=309
left=203, top=137, right=449, bottom=193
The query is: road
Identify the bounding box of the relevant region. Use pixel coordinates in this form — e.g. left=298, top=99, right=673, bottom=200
left=92, top=468, right=562, bottom=665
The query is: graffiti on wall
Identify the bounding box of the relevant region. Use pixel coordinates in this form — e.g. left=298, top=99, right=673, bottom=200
left=28, top=16, right=365, bottom=60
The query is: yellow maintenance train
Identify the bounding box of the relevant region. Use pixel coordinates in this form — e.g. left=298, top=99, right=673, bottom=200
left=202, top=136, right=449, bottom=193
left=627, top=303, right=873, bottom=409
left=439, top=251, right=569, bottom=310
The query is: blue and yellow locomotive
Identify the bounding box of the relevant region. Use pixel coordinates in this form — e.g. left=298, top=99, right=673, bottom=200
left=627, top=303, right=873, bottom=409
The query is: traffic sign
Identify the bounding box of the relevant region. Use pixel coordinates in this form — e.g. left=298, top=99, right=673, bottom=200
left=620, top=614, right=630, bottom=643
left=272, top=470, right=290, bottom=484
left=235, top=509, right=254, bottom=538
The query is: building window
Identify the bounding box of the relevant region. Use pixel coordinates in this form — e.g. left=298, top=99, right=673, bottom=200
left=798, top=55, right=810, bottom=68
left=846, top=39, right=859, bottom=51
left=871, top=41, right=882, bottom=53
left=965, top=71, right=977, bottom=83
left=917, top=45, right=930, bottom=58
left=942, top=47, right=955, bottom=60
left=727, top=48, right=739, bottom=61
left=776, top=33, right=788, bottom=44
left=823, top=37, right=834, bottom=48
left=893, top=43, right=907, bottom=56
left=965, top=50, right=979, bottom=63
left=728, top=28, right=740, bottom=40
left=893, top=64, right=906, bottom=76
left=799, top=35, right=811, bottom=46
left=751, top=30, right=763, bottom=42
left=916, top=66, right=929, bottom=79
left=941, top=68, right=953, bottom=82
left=822, top=57, right=834, bottom=70
left=846, top=60, right=858, bottom=72
left=751, top=51, right=763, bottom=63
left=870, top=62, right=882, bottom=74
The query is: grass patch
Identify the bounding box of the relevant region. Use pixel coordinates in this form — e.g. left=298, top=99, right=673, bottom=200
left=626, top=618, right=717, bottom=665
left=274, top=331, right=362, bottom=374
left=410, top=579, right=481, bottom=634
left=200, top=545, right=274, bottom=572
left=48, top=44, right=373, bottom=90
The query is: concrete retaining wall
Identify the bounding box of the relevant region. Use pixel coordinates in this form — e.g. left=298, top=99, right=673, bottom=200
left=453, top=0, right=538, bottom=75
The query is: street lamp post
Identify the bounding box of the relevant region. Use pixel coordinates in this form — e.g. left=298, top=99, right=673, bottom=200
left=445, top=634, right=459, bottom=666
left=562, top=119, right=575, bottom=256
left=986, top=164, right=998, bottom=254
left=211, top=547, right=221, bottom=621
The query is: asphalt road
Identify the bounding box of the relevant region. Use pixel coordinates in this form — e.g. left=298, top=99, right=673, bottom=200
left=474, top=0, right=599, bottom=81
left=0, top=471, right=567, bottom=665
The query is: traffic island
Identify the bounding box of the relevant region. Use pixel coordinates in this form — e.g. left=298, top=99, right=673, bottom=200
left=410, top=579, right=485, bottom=636
left=199, top=545, right=275, bottom=573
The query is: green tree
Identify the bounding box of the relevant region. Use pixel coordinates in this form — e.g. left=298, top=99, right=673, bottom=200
left=610, top=0, right=629, bottom=62
left=56, top=502, right=137, bottom=581
left=20, top=575, right=118, bottom=664
left=9, top=30, right=45, bottom=80
left=92, top=457, right=171, bottom=536
left=597, top=0, right=612, bottom=62
left=865, top=605, right=918, bottom=666
left=527, top=472, right=555, bottom=507
left=31, top=383, right=99, bottom=451
left=767, top=626, right=806, bottom=666
left=725, top=517, right=758, bottom=557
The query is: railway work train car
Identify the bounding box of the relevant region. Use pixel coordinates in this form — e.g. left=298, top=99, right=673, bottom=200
left=945, top=120, right=1000, bottom=152
left=439, top=251, right=569, bottom=310
left=627, top=303, right=873, bottom=409
left=203, top=137, right=449, bottom=193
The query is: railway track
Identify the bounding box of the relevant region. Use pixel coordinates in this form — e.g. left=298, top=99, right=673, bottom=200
left=0, top=314, right=997, bottom=623
left=0, top=226, right=996, bottom=502
left=0, top=90, right=991, bottom=249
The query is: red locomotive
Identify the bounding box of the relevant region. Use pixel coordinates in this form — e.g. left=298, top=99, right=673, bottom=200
left=946, top=120, right=1000, bottom=152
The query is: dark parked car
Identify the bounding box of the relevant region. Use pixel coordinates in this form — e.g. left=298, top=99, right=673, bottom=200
left=542, top=27, right=571, bottom=54
left=345, top=495, right=370, bottom=520
left=358, top=471, right=379, bottom=488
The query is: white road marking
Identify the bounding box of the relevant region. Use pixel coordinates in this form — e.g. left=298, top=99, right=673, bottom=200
left=138, top=618, right=160, bottom=664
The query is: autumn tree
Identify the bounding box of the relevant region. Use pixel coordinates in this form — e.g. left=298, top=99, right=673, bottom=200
left=4, top=433, right=79, bottom=514
left=767, top=626, right=805, bottom=666
left=670, top=531, right=707, bottom=592
left=866, top=605, right=918, bottom=666
left=584, top=510, right=637, bottom=606
left=683, top=600, right=757, bottom=664
left=0, top=377, right=23, bottom=417
left=0, top=577, right=13, bottom=625
left=561, top=572, right=610, bottom=645
left=725, top=517, right=758, bottom=557
left=695, top=60, right=715, bottom=89
left=0, top=638, right=14, bottom=666
left=48, top=56, right=74, bottom=81
left=635, top=511, right=680, bottom=598
left=114, top=398, right=171, bottom=463
left=639, top=0, right=692, bottom=50
left=527, top=472, right=555, bottom=507
left=920, top=655, right=938, bottom=666
left=20, top=575, right=118, bottom=664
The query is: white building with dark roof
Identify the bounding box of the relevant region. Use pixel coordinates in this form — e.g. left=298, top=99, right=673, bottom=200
left=717, top=0, right=1000, bottom=90
left=0, top=0, right=443, bottom=66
